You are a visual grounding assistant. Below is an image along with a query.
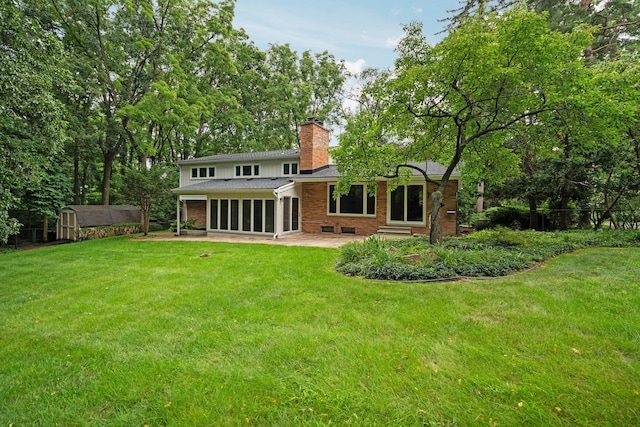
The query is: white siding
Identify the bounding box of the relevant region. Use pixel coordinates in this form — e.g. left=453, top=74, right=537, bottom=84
left=180, top=157, right=299, bottom=186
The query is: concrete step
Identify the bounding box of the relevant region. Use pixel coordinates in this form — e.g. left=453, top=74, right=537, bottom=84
left=377, top=226, right=412, bottom=237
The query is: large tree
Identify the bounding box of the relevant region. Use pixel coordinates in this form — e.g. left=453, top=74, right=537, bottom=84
left=0, top=0, right=68, bottom=243
left=333, top=7, right=592, bottom=243
left=50, top=0, right=236, bottom=204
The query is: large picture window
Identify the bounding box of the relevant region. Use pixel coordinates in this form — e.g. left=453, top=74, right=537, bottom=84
left=328, top=184, right=375, bottom=216
left=389, top=184, right=425, bottom=223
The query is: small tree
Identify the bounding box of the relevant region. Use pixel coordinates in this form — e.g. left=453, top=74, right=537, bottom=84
left=121, top=165, right=174, bottom=236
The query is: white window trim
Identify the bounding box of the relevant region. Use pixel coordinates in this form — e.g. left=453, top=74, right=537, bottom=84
left=386, top=182, right=427, bottom=226
left=234, top=164, right=261, bottom=178
left=191, top=166, right=215, bottom=179
left=282, top=162, right=299, bottom=176
left=327, top=183, right=376, bottom=217
left=208, top=197, right=276, bottom=235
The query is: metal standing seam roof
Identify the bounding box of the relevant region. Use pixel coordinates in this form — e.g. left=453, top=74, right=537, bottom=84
left=178, top=149, right=300, bottom=164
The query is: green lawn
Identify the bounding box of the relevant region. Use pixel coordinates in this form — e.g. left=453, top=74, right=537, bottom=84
left=1, top=236, right=639, bottom=426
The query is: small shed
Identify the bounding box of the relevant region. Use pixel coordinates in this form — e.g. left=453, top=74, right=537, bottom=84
left=56, top=205, right=141, bottom=241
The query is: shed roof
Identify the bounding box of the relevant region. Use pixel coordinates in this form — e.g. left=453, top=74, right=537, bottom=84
left=61, top=205, right=141, bottom=227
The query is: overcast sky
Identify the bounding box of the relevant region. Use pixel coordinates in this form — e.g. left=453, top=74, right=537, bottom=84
left=233, top=0, right=462, bottom=72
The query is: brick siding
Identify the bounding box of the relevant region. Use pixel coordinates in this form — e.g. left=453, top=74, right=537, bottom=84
left=299, top=119, right=330, bottom=172
left=185, top=200, right=207, bottom=228
left=301, top=181, right=459, bottom=236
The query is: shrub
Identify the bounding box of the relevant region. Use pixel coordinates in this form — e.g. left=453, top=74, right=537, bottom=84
left=336, top=229, right=640, bottom=281
left=482, top=206, right=531, bottom=230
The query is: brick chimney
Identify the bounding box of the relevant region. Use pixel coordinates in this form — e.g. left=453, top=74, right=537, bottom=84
left=299, top=117, right=330, bottom=173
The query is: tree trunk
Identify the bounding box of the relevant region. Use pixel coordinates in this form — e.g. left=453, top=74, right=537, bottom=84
left=430, top=188, right=445, bottom=245
left=142, top=199, right=151, bottom=236
left=476, top=180, right=484, bottom=213
left=528, top=196, right=538, bottom=230
left=559, top=176, right=570, bottom=230
left=73, top=151, right=80, bottom=204
left=42, top=216, right=48, bottom=242
left=101, top=152, right=114, bottom=205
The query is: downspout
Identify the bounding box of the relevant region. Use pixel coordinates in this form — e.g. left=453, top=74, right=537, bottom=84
left=272, top=189, right=279, bottom=239
left=176, top=197, right=181, bottom=236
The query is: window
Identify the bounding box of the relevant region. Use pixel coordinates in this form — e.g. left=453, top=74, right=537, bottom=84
left=282, top=197, right=300, bottom=232
left=328, top=184, right=375, bottom=216
left=235, top=164, right=260, bottom=177
left=389, top=184, right=425, bottom=223
left=210, top=198, right=276, bottom=234
left=191, top=166, right=215, bottom=179
left=283, top=162, right=299, bottom=176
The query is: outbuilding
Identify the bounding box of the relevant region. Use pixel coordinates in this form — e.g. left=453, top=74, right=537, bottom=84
left=56, top=205, right=141, bottom=241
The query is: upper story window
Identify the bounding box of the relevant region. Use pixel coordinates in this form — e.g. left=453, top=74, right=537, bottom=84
left=328, top=184, right=375, bottom=216
left=283, top=162, right=299, bottom=176
left=235, top=164, right=260, bottom=177
left=191, top=167, right=215, bottom=179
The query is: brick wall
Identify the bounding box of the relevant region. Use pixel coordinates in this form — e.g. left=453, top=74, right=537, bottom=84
left=299, top=118, right=330, bottom=172
left=301, top=181, right=459, bottom=236
left=185, top=200, right=207, bottom=228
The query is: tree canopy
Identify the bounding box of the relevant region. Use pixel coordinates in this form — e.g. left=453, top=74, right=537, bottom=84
left=333, top=6, right=593, bottom=243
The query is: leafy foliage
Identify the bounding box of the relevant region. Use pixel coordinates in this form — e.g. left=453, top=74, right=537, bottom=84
left=334, top=7, right=592, bottom=244
left=337, top=229, right=640, bottom=281
left=0, top=0, right=69, bottom=243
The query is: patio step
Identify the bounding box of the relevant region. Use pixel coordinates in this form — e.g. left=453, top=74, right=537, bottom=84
left=377, top=226, right=412, bottom=237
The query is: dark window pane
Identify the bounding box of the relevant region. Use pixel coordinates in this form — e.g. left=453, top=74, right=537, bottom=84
left=254, top=165, right=260, bottom=176
left=199, top=167, right=207, bottom=177
left=242, top=200, right=251, bottom=231
left=292, top=198, right=299, bottom=231
left=390, top=186, right=405, bottom=221
left=242, top=165, right=251, bottom=176
left=265, top=200, right=275, bottom=233
left=329, top=185, right=336, bottom=214
left=292, top=163, right=298, bottom=174
left=283, top=164, right=290, bottom=175
left=340, top=185, right=364, bottom=214
left=191, top=168, right=198, bottom=178
left=210, top=200, right=218, bottom=229
left=367, top=191, right=376, bottom=215
left=208, top=167, right=215, bottom=177
left=220, top=200, right=229, bottom=230
left=283, top=197, right=291, bottom=232
left=231, top=200, right=239, bottom=230
left=254, top=200, right=263, bottom=232
left=407, top=185, right=424, bottom=222
left=235, top=166, right=241, bottom=176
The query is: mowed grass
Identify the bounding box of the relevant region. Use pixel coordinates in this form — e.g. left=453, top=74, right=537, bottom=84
left=1, top=236, right=639, bottom=426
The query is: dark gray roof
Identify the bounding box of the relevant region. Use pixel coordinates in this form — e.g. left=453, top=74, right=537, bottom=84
left=179, top=149, right=300, bottom=164
left=300, top=161, right=460, bottom=179
left=174, top=178, right=293, bottom=193
left=61, top=205, right=141, bottom=227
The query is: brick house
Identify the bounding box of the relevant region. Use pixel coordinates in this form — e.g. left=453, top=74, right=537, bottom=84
left=172, top=117, right=461, bottom=238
